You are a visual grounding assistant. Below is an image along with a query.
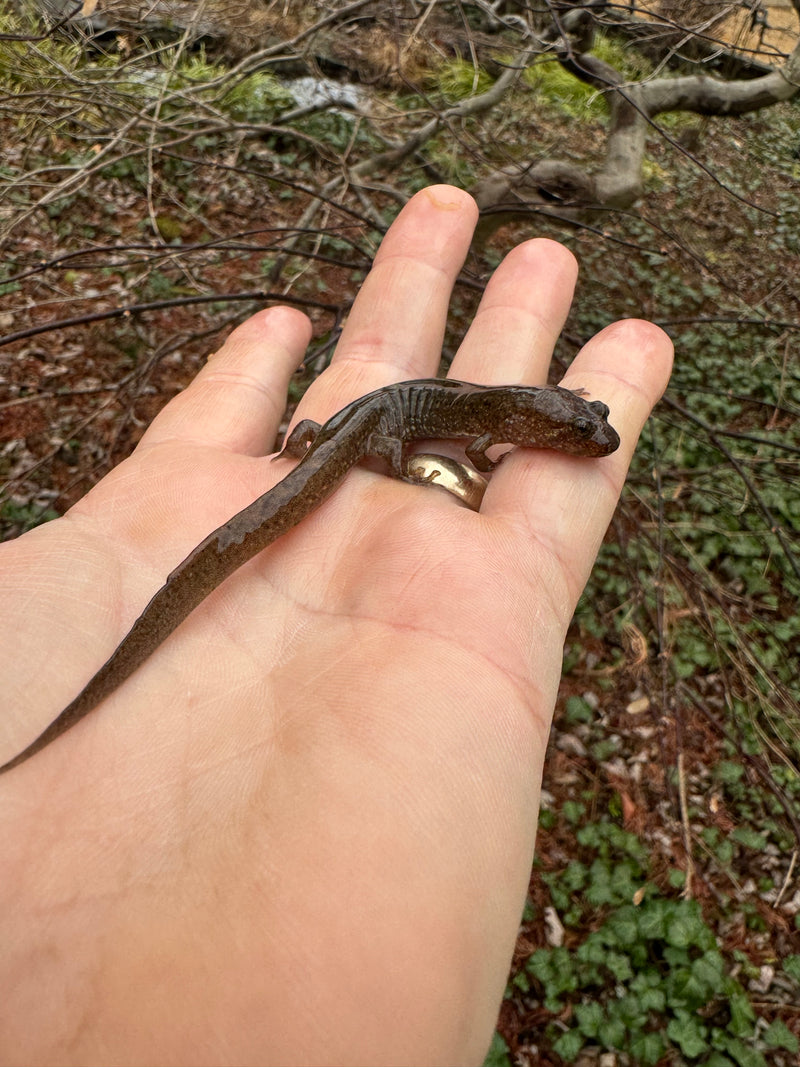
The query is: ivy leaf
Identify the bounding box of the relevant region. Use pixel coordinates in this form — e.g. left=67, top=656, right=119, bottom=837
left=762, top=1019, right=799, bottom=1052
left=667, top=1012, right=709, bottom=1058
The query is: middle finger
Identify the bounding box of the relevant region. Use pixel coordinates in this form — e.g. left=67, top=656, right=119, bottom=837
left=290, top=185, right=479, bottom=427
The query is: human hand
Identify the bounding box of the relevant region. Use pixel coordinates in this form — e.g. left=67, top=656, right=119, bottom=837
left=0, top=186, right=672, bottom=1066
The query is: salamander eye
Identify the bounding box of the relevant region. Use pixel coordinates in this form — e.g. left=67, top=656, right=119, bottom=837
left=574, top=417, right=594, bottom=438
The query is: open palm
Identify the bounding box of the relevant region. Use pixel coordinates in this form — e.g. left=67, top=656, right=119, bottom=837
left=0, top=186, right=672, bottom=1066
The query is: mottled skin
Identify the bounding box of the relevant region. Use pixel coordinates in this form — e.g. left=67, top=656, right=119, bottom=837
left=0, top=378, right=619, bottom=774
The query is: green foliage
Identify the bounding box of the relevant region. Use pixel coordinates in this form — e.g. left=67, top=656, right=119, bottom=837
left=295, top=108, right=378, bottom=154
left=521, top=826, right=777, bottom=1065
left=0, top=500, right=59, bottom=533
left=0, top=23, right=84, bottom=95
left=519, top=28, right=665, bottom=122
left=540, top=823, right=649, bottom=928
left=482, top=1030, right=512, bottom=1067
left=572, top=210, right=800, bottom=834
left=524, top=59, right=607, bottom=120
left=435, top=59, right=494, bottom=101
left=153, top=56, right=294, bottom=129
left=735, top=106, right=800, bottom=180
left=771, top=191, right=800, bottom=254
left=152, top=49, right=293, bottom=120
left=706, top=753, right=800, bottom=856
left=564, top=695, right=594, bottom=725
left=762, top=1020, right=799, bottom=1054
left=220, top=71, right=295, bottom=121
left=140, top=269, right=178, bottom=299
left=592, top=31, right=654, bottom=81
left=0, top=17, right=797, bottom=1063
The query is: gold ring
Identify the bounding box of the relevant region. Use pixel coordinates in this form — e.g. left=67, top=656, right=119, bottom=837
left=405, top=453, right=488, bottom=512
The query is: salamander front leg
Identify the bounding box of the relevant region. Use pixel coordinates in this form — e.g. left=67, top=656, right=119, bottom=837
left=465, top=433, right=511, bottom=473
left=365, top=433, right=407, bottom=478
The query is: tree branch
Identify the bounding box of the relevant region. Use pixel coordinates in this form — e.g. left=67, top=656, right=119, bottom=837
left=473, top=27, right=800, bottom=233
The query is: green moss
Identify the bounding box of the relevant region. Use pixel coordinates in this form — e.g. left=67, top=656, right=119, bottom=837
left=523, top=58, right=607, bottom=120
left=435, top=58, right=494, bottom=101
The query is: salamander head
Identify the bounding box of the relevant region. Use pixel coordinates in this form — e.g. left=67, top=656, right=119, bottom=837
left=507, top=385, right=621, bottom=457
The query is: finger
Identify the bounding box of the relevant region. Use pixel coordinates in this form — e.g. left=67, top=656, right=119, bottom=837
left=486, top=318, right=673, bottom=602
left=449, top=238, right=578, bottom=385
left=291, top=185, right=479, bottom=425
left=139, top=306, right=312, bottom=456
left=560, top=318, right=672, bottom=478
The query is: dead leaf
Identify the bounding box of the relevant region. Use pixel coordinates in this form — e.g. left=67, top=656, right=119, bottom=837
left=622, top=623, right=648, bottom=668
left=626, top=695, right=650, bottom=714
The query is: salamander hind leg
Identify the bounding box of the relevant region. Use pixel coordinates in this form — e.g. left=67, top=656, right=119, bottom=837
left=275, top=419, right=321, bottom=460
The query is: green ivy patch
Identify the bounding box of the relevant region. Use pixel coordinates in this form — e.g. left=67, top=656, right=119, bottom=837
left=509, top=823, right=799, bottom=1065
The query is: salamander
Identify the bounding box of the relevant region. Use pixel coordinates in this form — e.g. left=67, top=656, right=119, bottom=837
left=0, top=378, right=619, bottom=773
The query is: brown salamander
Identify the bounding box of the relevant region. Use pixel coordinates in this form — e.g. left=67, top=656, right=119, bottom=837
left=1, top=378, right=619, bottom=774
